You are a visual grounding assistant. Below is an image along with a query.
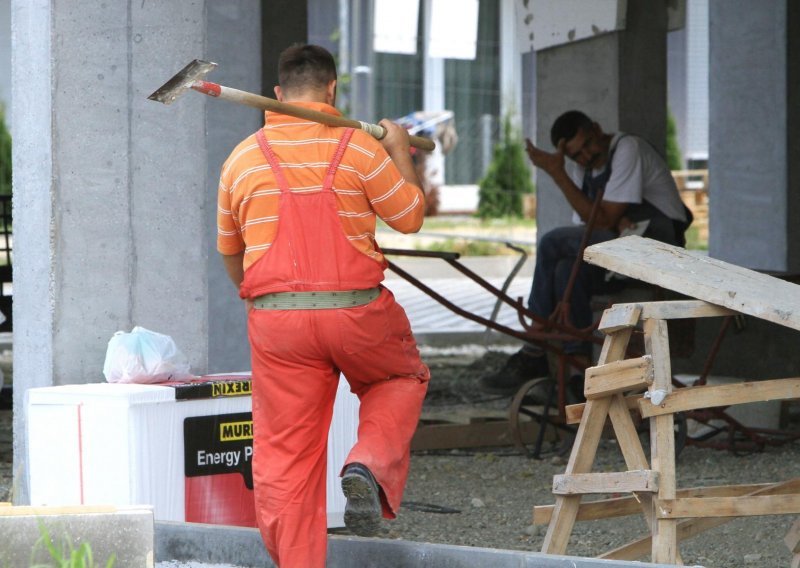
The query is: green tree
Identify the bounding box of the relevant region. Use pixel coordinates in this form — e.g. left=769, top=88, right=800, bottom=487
left=477, top=116, right=534, bottom=218
left=666, top=109, right=683, bottom=171
left=0, top=107, right=10, bottom=196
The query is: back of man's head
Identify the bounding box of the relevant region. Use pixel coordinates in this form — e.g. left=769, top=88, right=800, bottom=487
left=550, top=110, right=593, bottom=147
left=278, top=44, right=337, bottom=97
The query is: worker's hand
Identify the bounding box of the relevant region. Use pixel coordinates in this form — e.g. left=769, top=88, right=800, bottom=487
left=616, top=216, right=635, bottom=234
left=525, top=137, right=566, bottom=178
left=379, top=119, right=412, bottom=156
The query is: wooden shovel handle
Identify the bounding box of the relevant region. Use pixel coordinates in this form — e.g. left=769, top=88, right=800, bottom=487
left=194, top=81, right=436, bottom=152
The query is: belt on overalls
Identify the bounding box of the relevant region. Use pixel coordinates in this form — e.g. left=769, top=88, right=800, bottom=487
left=252, top=287, right=381, bottom=310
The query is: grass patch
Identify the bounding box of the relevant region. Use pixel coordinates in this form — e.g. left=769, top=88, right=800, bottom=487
left=31, top=522, right=116, bottom=568
left=416, top=238, right=512, bottom=256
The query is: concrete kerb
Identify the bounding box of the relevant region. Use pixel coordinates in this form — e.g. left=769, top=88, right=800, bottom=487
left=0, top=506, right=154, bottom=566
left=155, top=521, right=683, bottom=567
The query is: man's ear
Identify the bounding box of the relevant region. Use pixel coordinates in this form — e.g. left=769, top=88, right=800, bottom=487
left=274, top=86, right=284, bottom=102
left=326, top=80, right=337, bottom=106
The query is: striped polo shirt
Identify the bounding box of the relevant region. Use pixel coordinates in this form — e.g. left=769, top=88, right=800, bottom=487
left=217, top=101, right=425, bottom=271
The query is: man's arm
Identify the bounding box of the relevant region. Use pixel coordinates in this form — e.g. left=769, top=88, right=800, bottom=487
left=221, top=252, right=245, bottom=288
left=378, top=119, right=424, bottom=189
left=525, top=138, right=627, bottom=230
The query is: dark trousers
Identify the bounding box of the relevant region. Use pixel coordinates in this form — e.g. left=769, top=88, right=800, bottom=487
left=527, top=217, right=679, bottom=355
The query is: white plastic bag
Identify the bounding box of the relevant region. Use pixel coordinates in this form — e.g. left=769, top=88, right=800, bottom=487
left=103, top=326, right=191, bottom=384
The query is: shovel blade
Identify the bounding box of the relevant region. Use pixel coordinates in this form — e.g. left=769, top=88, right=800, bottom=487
left=148, top=59, right=218, bottom=104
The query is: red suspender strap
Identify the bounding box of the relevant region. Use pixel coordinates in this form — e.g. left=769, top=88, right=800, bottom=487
left=255, top=128, right=291, bottom=193
left=323, top=128, right=355, bottom=191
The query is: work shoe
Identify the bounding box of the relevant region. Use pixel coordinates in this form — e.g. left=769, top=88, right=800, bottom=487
left=341, top=463, right=382, bottom=537
left=478, top=350, right=550, bottom=396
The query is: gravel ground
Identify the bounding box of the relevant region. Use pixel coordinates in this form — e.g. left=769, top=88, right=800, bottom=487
left=3, top=347, right=800, bottom=567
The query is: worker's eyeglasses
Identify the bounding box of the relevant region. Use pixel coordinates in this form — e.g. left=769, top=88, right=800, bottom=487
left=567, top=130, right=596, bottom=161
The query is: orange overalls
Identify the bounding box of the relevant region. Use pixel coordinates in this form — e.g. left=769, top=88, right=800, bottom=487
left=240, top=128, right=430, bottom=568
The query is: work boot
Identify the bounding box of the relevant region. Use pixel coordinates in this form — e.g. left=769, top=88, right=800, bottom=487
left=341, top=462, right=382, bottom=537
left=478, top=350, right=550, bottom=396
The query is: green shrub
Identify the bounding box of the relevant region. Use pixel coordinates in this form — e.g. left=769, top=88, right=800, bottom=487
left=666, top=109, right=683, bottom=171
left=477, top=116, right=534, bottom=219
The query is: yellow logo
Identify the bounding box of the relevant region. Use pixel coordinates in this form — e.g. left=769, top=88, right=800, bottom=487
left=219, top=420, right=254, bottom=442
left=212, top=381, right=252, bottom=397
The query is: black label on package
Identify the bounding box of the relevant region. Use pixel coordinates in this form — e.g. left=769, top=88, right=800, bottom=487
left=184, top=412, right=254, bottom=489
left=173, top=378, right=253, bottom=401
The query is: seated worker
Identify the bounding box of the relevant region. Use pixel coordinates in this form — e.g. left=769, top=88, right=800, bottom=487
left=480, top=110, right=691, bottom=395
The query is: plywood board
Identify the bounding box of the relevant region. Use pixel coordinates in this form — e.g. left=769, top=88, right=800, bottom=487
left=584, top=236, right=800, bottom=331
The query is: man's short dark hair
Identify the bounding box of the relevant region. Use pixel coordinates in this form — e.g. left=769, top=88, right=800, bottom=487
left=550, top=110, right=593, bottom=147
left=278, top=44, right=337, bottom=93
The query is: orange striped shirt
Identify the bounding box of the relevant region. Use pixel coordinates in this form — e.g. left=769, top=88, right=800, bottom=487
left=217, top=102, right=424, bottom=271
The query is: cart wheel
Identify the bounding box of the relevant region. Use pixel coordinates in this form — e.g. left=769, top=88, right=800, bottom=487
left=508, top=377, right=560, bottom=458
left=637, top=411, right=688, bottom=459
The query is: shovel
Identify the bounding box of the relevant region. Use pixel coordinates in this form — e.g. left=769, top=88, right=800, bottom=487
left=148, top=59, right=436, bottom=152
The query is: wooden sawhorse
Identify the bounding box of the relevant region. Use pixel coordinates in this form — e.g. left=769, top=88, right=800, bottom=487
left=536, top=236, right=800, bottom=565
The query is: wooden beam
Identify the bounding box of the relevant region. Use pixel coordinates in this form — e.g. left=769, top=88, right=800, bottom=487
left=598, top=303, right=642, bottom=333
left=584, top=356, right=653, bottom=399
left=552, top=470, right=658, bottom=495
left=643, top=318, right=678, bottom=565
left=657, top=494, right=800, bottom=519
left=411, top=418, right=554, bottom=450
left=639, top=300, right=735, bottom=320
left=565, top=394, right=642, bottom=424
left=541, top=329, right=633, bottom=555
left=600, top=478, right=800, bottom=561
left=639, top=378, right=800, bottom=418
left=584, top=236, right=800, bottom=332
left=534, top=482, right=775, bottom=525
left=785, top=519, right=800, bottom=553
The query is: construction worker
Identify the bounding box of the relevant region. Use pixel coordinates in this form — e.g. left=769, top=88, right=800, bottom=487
left=217, top=44, right=430, bottom=567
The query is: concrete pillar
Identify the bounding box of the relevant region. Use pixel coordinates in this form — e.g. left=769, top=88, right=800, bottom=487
left=206, top=3, right=264, bottom=374
left=709, top=0, right=800, bottom=272
left=12, top=0, right=210, bottom=502
left=534, top=0, right=668, bottom=235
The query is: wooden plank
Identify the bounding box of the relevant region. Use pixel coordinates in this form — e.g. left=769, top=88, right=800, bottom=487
left=598, top=303, right=642, bottom=333
left=584, top=356, right=653, bottom=399
left=638, top=300, right=735, bottom=320
left=639, top=378, right=800, bottom=418
left=565, top=394, right=642, bottom=424
left=534, top=483, right=775, bottom=525
left=541, top=329, right=632, bottom=555
left=643, top=318, right=678, bottom=565
left=785, top=519, right=800, bottom=553
left=607, top=394, right=655, bottom=528
left=552, top=470, right=658, bottom=495
left=411, top=418, right=554, bottom=451
left=658, top=494, right=800, bottom=519
left=600, top=478, right=800, bottom=561
left=584, top=236, right=800, bottom=332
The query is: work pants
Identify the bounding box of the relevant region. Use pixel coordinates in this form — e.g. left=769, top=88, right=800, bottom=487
left=248, top=288, right=430, bottom=568
left=528, top=218, right=680, bottom=355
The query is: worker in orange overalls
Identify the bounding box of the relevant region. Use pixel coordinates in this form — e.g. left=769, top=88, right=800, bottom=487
left=217, top=44, right=430, bottom=568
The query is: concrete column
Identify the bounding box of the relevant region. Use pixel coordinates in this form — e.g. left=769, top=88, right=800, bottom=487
left=709, top=0, right=800, bottom=272
left=12, top=0, right=210, bottom=502
left=535, top=0, right=668, bottom=235
left=206, top=3, right=263, bottom=374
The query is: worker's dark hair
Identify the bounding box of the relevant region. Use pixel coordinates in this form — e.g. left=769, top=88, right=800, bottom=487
left=278, top=44, right=337, bottom=93
left=550, top=110, right=594, bottom=147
